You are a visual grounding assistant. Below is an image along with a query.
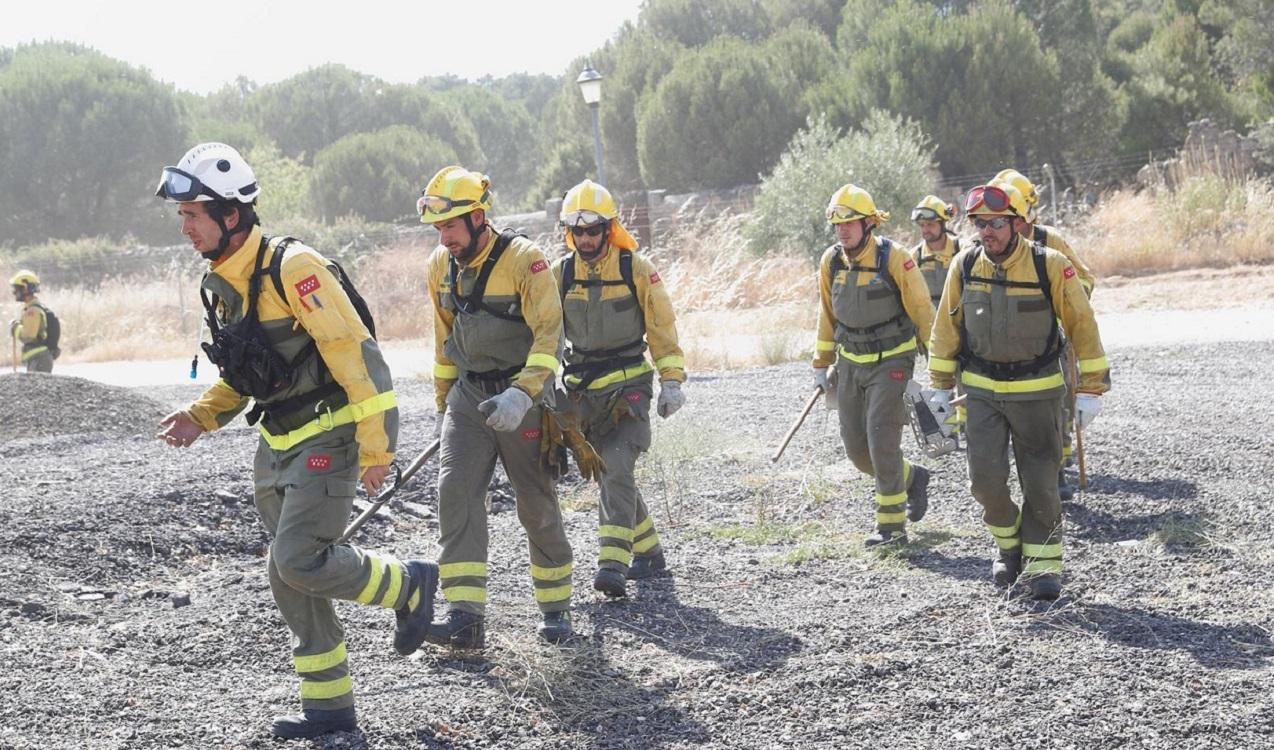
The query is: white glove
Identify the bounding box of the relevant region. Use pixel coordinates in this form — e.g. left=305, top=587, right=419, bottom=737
left=433, top=411, right=445, bottom=440
left=814, top=367, right=830, bottom=393
left=1075, top=393, right=1102, bottom=430
left=478, top=387, right=533, bottom=432
left=657, top=380, right=684, bottom=418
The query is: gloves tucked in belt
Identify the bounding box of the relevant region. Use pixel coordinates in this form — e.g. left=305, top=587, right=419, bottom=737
left=1075, top=392, right=1102, bottom=429
left=656, top=380, right=684, bottom=418
left=478, top=387, right=532, bottom=432
left=541, top=410, right=606, bottom=482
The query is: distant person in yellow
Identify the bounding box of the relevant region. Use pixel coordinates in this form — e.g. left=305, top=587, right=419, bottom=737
left=153, top=142, right=437, bottom=740
left=812, top=185, right=935, bottom=546
left=927, top=182, right=1109, bottom=601
left=9, top=270, right=59, bottom=373
left=993, top=169, right=1095, bottom=502
left=552, top=179, right=686, bottom=599
left=909, top=196, right=960, bottom=307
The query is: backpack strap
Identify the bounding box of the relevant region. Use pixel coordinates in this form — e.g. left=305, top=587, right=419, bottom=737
left=559, top=249, right=639, bottom=301
left=450, top=228, right=526, bottom=321
left=957, top=244, right=1062, bottom=378
left=266, top=235, right=300, bottom=303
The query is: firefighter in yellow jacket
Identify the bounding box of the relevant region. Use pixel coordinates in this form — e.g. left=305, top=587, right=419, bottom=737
left=927, top=182, right=1109, bottom=601
left=422, top=166, right=574, bottom=648
left=154, top=143, right=437, bottom=740
left=910, top=196, right=960, bottom=307
left=813, top=185, right=935, bottom=546
left=9, top=270, right=57, bottom=373
left=994, top=169, right=1095, bottom=501
left=552, top=180, right=686, bottom=599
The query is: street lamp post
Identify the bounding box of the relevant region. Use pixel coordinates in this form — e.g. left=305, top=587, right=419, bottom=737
left=576, top=65, right=605, bottom=185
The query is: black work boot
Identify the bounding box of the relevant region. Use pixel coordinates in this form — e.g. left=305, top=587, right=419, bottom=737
left=1027, top=573, right=1062, bottom=601
left=424, top=607, right=485, bottom=649
left=1058, top=470, right=1074, bottom=501
left=270, top=706, right=357, bottom=739
left=907, top=465, right=931, bottom=523
left=539, top=610, right=574, bottom=643
left=593, top=568, right=627, bottom=598
left=393, top=560, right=439, bottom=656
left=627, top=551, right=667, bottom=579
left=864, top=529, right=907, bottom=547
left=992, top=550, right=1022, bottom=587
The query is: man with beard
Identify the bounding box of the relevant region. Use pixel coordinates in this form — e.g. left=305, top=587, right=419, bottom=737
left=909, top=195, right=960, bottom=307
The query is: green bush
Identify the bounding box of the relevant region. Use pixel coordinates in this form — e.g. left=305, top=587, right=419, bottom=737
left=309, top=125, right=457, bottom=223
left=746, top=112, right=936, bottom=259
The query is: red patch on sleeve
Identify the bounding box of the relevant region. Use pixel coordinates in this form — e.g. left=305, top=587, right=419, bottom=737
left=294, top=274, right=321, bottom=296
left=889, top=369, right=906, bottom=381
left=522, top=428, right=542, bottom=441
left=530, top=259, right=548, bottom=274
left=1063, top=266, right=1076, bottom=279
left=903, top=259, right=916, bottom=271
left=625, top=392, right=642, bottom=402
left=307, top=454, right=331, bottom=471
left=649, top=271, right=661, bottom=284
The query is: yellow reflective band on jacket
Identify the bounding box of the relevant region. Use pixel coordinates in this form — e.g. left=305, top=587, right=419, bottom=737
left=816, top=339, right=837, bottom=352
left=1023, top=558, right=1063, bottom=574
left=930, top=357, right=957, bottom=374
left=442, top=585, right=487, bottom=603
left=294, top=643, right=347, bottom=674
left=599, top=547, right=633, bottom=564
left=440, top=561, right=488, bottom=579
left=654, top=354, right=685, bottom=370
left=258, top=390, right=398, bottom=451
left=299, top=675, right=353, bottom=700
left=598, top=524, right=635, bottom=542
left=434, top=363, right=459, bottom=380
left=565, top=360, right=655, bottom=390
left=839, top=336, right=917, bottom=364
left=534, top=584, right=572, bottom=603
left=1079, top=356, right=1110, bottom=374
left=633, top=534, right=660, bottom=553
left=20, top=345, right=48, bottom=361
left=531, top=562, right=573, bottom=581
left=525, top=352, right=559, bottom=371
left=1022, top=542, right=1063, bottom=559
left=961, top=370, right=1065, bottom=394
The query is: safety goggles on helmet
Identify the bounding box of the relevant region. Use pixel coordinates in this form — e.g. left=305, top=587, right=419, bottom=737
left=155, top=167, right=227, bottom=202
left=826, top=205, right=868, bottom=222
left=569, top=224, right=607, bottom=238
left=964, top=185, right=1012, bottom=214
left=910, top=207, right=944, bottom=222
left=417, top=193, right=482, bottom=217
left=561, top=209, right=609, bottom=228
left=972, top=216, right=1013, bottom=230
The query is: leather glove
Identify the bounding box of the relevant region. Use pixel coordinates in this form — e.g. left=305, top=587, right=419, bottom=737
left=539, top=410, right=570, bottom=480
left=814, top=367, right=830, bottom=393
left=478, top=387, right=533, bottom=432
left=557, top=410, right=607, bottom=481
left=657, top=380, right=684, bottom=418
left=433, top=411, right=444, bottom=441
left=1075, top=393, right=1102, bottom=430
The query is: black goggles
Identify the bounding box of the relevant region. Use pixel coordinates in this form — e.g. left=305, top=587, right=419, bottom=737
left=910, top=207, right=943, bottom=222
left=156, top=167, right=224, bottom=202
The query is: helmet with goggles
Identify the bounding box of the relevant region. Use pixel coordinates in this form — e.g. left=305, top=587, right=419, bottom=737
left=560, top=180, right=618, bottom=228
left=910, top=195, right=955, bottom=223
left=156, top=143, right=259, bottom=204
left=993, top=169, right=1039, bottom=206
left=964, top=183, right=1029, bottom=219
left=418, top=166, right=492, bottom=225
left=826, top=184, right=889, bottom=225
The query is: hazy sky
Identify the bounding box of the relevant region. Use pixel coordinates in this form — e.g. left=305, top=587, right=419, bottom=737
left=3, top=0, right=645, bottom=92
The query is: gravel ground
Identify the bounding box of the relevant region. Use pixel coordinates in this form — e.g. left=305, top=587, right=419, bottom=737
left=1, top=340, right=1272, bottom=749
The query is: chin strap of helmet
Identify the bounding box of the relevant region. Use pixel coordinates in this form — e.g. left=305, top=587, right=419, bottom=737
left=454, top=213, right=490, bottom=265
left=841, top=218, right=874, bottom=256
left=201, top=202, right=253, bottom=261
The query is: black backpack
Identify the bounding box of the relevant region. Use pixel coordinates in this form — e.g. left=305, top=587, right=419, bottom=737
left=35, top=302, right=61, bottom=359
left=265, top=236, right=376, bottom=338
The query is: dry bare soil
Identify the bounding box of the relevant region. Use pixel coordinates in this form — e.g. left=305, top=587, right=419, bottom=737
left=1, top=336, right=1272, bottom=748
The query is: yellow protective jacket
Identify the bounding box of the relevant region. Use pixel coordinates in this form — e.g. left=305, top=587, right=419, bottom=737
left=186, top=226, right=398, bottom=467
left=11, top=299, right=48, bottom=361
left=929, top=235, right=1109, bottom=400
left=1032, top=224, right=1094, bottom=296
left=813, top=235, right=935, bottom=368
left=428, top=229, right=563, bottom=412
left=912, top=235, right=961, bottom=305
left=551, top=242, right=686, bottom=391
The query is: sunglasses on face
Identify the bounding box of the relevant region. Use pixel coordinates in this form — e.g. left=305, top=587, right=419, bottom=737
left=973, top=216, right=1014, bottom=230
left=569, top=224, right=607, bottom=238
left=964, top=185, right=1012, bottom=214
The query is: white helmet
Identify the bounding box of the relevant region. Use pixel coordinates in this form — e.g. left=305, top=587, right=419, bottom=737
left=156, top=142, right=260, bottom=203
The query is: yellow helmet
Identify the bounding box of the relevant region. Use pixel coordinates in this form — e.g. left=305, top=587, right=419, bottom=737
left=417, top=166, right=492, bottom=225
left=993, top=169, right=1039, bottom=206
left=9, top=270, right=39, bottom=290
left=826, top=184, right=889, bottom=225
left=910, top=195, right=955, bottom=223
left=560, top=179, right=618, bottom=227
left=964, top=182, right=1030, bottom=219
